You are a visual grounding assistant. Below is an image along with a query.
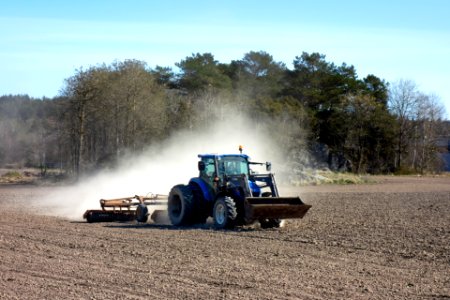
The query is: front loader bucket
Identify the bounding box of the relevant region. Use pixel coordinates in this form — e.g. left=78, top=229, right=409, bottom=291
left=244, top=197, right=311, bottom=223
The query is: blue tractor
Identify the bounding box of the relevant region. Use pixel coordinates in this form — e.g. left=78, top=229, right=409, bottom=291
left=168, top=150, right=311, bottom=229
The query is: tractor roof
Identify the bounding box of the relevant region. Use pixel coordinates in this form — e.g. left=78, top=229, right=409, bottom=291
left=198, top=154, right=250, bottom=160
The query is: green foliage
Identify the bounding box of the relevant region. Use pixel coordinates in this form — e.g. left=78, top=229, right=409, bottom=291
left=229, top=51, right=286, bottom=99
left=2, top=171, right=22, bottom=178
left=151, top=65, right=176, bottom=87
left=393, top=166, right=417, bottom=175
left=176, top=53, right=232, bottom=92
left=289, top=169, right=368, bottom=186
left=363, top=74, right=389, bottom=106
left=343, top=93, right=396, bottom=173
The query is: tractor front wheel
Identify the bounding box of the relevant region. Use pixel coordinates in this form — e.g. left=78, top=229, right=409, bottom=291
left=213, top=196, right=237, bottom=229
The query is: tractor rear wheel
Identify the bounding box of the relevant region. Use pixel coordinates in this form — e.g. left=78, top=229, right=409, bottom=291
left=213, top=196, right=237, bottom=229
left=168, top=184, right=195, bottom=226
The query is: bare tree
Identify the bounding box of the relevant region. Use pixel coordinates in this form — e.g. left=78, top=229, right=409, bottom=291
left=412, top=93, right=446, bottom=172
left=388, top=79, right=420, bottom=169
left=62, top=66, right=109, bottom=177
left=389, top=80, right=447, bottom=173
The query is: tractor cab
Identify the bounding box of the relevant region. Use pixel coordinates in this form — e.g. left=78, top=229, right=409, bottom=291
left=198, top=154, right=249, bottom=180
left=197, top=154, right=270, bottom=197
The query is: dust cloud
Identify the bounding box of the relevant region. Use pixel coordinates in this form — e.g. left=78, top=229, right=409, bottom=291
left=42, top=114, right=283, bottom=220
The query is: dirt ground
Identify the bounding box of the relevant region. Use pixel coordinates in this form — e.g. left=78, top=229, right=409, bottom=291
left=0, top=176, right=449, bottom=299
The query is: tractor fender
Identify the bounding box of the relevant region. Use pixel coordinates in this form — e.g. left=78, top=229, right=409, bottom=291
left=189, top=178, right=214, bottom=202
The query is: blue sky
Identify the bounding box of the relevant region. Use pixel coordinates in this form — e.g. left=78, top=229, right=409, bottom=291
left=1, top=0, right=449, bottom=116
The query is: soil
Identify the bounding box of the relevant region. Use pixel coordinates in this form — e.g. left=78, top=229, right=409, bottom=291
left=0, top=176, right=449, bottom=299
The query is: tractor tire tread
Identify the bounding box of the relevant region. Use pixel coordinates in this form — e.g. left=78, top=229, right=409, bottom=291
left=168, top=184, right=195, bottom=226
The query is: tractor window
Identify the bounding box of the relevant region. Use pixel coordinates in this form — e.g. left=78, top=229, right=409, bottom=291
left=223, top=157, right=249, bottom=176
left=201, top=158, right=215, bottom=178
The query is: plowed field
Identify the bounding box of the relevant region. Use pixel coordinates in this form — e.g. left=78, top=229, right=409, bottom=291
left=1, top=176, right=449, bottom=299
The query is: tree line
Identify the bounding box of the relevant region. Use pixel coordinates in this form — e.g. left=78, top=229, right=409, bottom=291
left=0, top=51, right=448, bottom=176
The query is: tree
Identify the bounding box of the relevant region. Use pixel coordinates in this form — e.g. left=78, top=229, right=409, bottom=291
left=411, top=93, right=446, bottom=172
left=152, top=65, right=176, bottom=88
left=284, top=52, right=364, bottom=170
left=62, top=65, right=110, bottom=176
left=229, top=51, right=286, bottom=99
left=389, top=79, right=447, bottom=173
left=109, top=60, right=167, bottom=152
left=0, top=95, right=65, bottom=169
left=388, top=79, right=420, bottom=170
left=344, top=93, right=396, bottom=173
left=60, top=60, right=170, bottom=175
left=363, top=74, right=389, bottom=106
left=175, top=53, right=231, bottom=92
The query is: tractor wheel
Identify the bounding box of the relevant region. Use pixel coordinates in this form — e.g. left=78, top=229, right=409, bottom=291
left=168, top=184, right=195, bottom=226
left=259, top=218, right=285, bottom=229
left=213, top=196, right=237, bottom=229
left=136, top=203, right=149, bottom=223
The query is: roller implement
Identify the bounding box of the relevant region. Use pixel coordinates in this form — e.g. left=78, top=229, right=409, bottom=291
left=84, top=148, right=311, bottom=229
left=83, top=194, right=167, bottom=223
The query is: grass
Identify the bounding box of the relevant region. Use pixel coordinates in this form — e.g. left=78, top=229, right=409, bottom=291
left=288, top=168, right=370, bottom=186
left=0, top=168, right=69, bottom=185
left=1, top=171, right=22, bottom=179
left=320, top=171, right=369, bottom=185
